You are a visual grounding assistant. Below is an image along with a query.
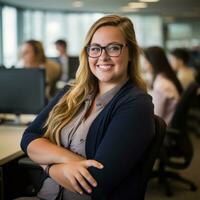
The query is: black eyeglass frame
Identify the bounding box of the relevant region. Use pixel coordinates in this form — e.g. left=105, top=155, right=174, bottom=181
left=86, top=43, right=127, bottom=58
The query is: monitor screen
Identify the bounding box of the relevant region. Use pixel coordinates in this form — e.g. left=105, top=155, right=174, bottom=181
left=48, top=56, right=79, bottom=80
left=0, top=68, right=45, bottom=115
left=68, top=56, right=79, bottom=79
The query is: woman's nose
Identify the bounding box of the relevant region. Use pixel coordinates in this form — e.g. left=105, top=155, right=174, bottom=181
left=99, top=49, right=110, bottom=60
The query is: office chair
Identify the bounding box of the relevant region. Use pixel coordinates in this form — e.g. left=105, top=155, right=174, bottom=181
left=18, top=157, right=45, bottom=196
left=152, top=81, right=200, bottom=196
left=139, top=115, right=166, bottom=199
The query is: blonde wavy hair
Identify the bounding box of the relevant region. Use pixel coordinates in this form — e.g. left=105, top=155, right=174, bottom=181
left=43, top=15, right=147, bottom=145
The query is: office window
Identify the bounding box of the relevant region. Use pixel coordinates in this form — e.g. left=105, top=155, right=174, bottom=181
left=1, top=6, right=164, bottom=65
left=23, top=10, right=44, bottom=41
left=168, top=23, right=192, bottom=40
left=41, top=12, right=104, bottom=56
left=2, top=6, right=17, bottom=67
left=65, top=13, right=104, bottom=56
left=167, top=23, right=192, bottom=49
left=22, top=11, right=104, bottom=57
left=127, top=15, right=163, bottom=47
left=44, top=12, right=67, bottom=56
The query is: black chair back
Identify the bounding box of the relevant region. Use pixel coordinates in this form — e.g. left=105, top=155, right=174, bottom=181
left=170, top=82, right=200, bottom=130
left=153, top=82, right=199, bottom=196
left=140, top=115, right=166, bottom=199
left=165, top=82, right=200, bottom=169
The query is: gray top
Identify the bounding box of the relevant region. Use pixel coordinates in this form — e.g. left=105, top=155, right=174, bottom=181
left=37, top=80, right=127, bottom=200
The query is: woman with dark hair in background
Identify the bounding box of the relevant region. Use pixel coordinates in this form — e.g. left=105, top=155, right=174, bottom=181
left=143, top=46, right=183, bottom=125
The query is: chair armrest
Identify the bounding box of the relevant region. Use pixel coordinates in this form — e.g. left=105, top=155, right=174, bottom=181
left=18, top=156, right=42, bottom=169
left=167, top=128, right=180, bottom=134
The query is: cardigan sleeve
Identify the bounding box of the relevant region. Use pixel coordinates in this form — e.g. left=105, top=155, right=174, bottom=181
left=20, top=85, right=69, bottom=154
left=88, top=93, right=155, bottom=198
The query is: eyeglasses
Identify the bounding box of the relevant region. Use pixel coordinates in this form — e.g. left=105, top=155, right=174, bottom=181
left=86, top=43, right=127, bottom=58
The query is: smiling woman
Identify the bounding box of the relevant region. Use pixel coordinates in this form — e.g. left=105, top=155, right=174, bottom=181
left=18, top=15, right=155, bottom=200
left=87, top=26, right=130, bottom=90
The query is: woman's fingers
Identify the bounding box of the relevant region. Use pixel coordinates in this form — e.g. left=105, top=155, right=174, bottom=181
left=59, top=160, right=103, bottom=194
left=83, top=160, right=104, bottom=169
left=69, top=176, right=84, bottom=195
left=79, top=168, right=97, bottom=187
left=73, top=160, right=103, bottom=193
left=75, top=173, right=92, bottom=194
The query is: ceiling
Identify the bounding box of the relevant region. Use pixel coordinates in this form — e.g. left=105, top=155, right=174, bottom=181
left=1, top=0, right=200, bottom=19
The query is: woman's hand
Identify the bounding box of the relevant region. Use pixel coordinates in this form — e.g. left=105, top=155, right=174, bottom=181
left=49, top=159, right=103, bottom=195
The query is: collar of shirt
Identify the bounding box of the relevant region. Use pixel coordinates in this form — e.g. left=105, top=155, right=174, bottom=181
left=85, top=79, right=129, bottom=109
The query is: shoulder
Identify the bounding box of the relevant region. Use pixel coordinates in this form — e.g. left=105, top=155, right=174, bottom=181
left=113, top=82, right=153, bottom=112
left=153, top=74, right=179, bottom=99
left=45, top=59, right=60, bottom=70
left=178, top=67, right=196, bottom=78
left=119, top=81, right=151, bottom=101
left=154, top=74, right=176, bottom=91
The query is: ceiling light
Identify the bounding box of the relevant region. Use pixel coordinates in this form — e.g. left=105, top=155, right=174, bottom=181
left=128, top=2, right=147, bottom=9
left=121, top=6, right=139, bottom=12
left=73, top=1, right=83, bottom=8
left=139, top=0, right=160, bottom=2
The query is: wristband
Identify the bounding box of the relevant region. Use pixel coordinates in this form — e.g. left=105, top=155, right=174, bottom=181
left=44, top=164, right=54, bottom=177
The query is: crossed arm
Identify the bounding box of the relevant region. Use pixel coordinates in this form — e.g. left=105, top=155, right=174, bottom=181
left=21, top=86, right=103, bottom=195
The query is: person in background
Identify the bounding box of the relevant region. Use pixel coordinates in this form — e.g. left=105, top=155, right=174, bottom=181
left=169, top=48, right=196, bottom=89
left=19, top=15, right=154, bottom=200
left=55, top=39, right=69, bottom=82
left=143, top=46, right=183, bottom=125
left=17, top=40, right=61, bottom=100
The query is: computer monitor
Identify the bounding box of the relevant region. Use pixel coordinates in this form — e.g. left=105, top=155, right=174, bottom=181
left=0, top=68, right=45, bottom=125
left=48, top=56, right=79, bottom=80
left=68, top=56, right=79, bottom=79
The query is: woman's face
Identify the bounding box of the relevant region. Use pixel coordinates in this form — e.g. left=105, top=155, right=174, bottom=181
left=142, top=56, right=153, bottom=74
left=141, top=56, right=153, bottom=86
left=21, top=43, right=36, bottom=66
left=88, top=26, right=129, bottom=87
left=169, top=55, right=180, bottom=71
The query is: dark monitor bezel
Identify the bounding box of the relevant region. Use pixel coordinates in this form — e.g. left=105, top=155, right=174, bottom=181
left=0, top=68, right=46, bottom=115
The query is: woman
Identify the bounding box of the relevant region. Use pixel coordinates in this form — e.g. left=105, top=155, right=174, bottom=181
left=17, top=40, right=61, bottom=99
left=143, top=46, right=183, bottom=125
left=20, top=15, right=154, bottom=200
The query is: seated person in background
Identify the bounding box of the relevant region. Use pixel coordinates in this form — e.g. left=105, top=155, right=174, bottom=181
left=142, top=46, right=183, bottom=125
left=169, top=48, right=196, bottom=89
left=19, top=15, right=155, bottom=200
left=55, top=39, right=69, bottom=82
left=17, top=40, right=61, bottom=100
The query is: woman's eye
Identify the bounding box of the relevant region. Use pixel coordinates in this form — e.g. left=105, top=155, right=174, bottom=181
left=90, top=47, right=100, bottom=52
left=109, top=45, right=120, bottom=51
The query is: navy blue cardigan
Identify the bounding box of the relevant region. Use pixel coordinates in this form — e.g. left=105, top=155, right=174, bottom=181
left=21, top=81, right=155, bottom=200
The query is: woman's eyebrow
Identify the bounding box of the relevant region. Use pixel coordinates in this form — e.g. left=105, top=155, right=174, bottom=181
left=89, top=42, right=121, bottom=46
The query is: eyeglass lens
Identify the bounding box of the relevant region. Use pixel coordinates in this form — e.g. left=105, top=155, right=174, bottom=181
left=87, top=43, right=124, bottom=58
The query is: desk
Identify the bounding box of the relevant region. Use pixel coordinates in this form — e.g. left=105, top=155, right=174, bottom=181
left=0, top=115, right=35, bottom=200
left=0, top=125, right=26, bottom=200
left=0, top=125, right=25, bottom=165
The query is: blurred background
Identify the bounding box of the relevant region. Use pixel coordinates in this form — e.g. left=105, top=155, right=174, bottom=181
left=0, top=1, right=200, bottom=200
left=0, top=0, right=200, bottom=68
